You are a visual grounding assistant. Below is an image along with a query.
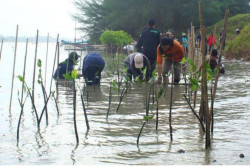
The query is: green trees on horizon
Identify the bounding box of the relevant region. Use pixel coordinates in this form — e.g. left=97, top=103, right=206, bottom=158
left=73, top=0, right=250, bottom=43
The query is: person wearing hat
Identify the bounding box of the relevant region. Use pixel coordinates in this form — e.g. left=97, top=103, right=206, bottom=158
left=53, top=52, right=79, bottom=79
left=124, top=52, right=151, bottom=81
left=157, top=37, right=184, bottom=84
left=136, top=19, right=161, bottom=76
left=82, top=52, right=105, bottom=85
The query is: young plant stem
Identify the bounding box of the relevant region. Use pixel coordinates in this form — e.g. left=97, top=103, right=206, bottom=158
left=80, top=92, right=90, bottom=130
left=116, top=84, right=128, bottom=113
left=16, top=39, right=29, bottom=144
left=137, top=121, right=146, bottom=145
left=38, top=92, right=52, bottom=128
left=9, top=24, right=19, bottom=113
left=106, top=83, right=112, bottom=120
left=183, top=94, right=205, bottom=132
left=32, top=30, right=39, bottom=105
left=73, top=79, right=79, bottom=144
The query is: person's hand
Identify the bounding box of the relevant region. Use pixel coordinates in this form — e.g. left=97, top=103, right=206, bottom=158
left=156, top=76, right=162, bottom=84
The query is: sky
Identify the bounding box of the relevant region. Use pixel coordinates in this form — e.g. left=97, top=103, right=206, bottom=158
left=0, top=0, right=81, bottom=39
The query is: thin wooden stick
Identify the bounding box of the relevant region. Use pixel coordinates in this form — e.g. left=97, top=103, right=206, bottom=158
left=169, top=68, right=173, bottom=141
left=32, top=30, right=39, bottom=105
left=50, top=34, right=59, bottom=93
left=44, top=33, right=49, bottom=89
left=56, top=41, right=60, bottom=100
left=9, top=25, right=19, bottom=112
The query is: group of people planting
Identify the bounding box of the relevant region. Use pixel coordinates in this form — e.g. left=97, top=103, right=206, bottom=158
left=54, top=19, right=224, bottom=85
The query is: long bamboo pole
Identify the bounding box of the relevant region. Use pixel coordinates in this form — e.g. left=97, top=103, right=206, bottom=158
left=50, top=34, right=59, bottom=93
left=44, top=33, right=49, bottom=88
left=9, top=25, right=19, bottom=112
left=199, top=0, right=211, bottom=149
left=32, top=30, right=39, bottom=104
left=56, top=41, right=60, bottom=100
left=210, top=9, right=229, bottom=133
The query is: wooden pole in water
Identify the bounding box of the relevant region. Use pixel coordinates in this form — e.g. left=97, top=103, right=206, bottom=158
left=17, top=38, right=29, bottom=144
left=0, top=38, right=4, bottom=63
left=50, top=34, right=59, bottom=93
left=169, top=67, right=174, bottom=141
left=44, top=33, right=49, bottom=89
left=9, top=25, right=19, bottom=112
left=199, top=0, right=211, bottom=149
left=210, top=9, right=229, bottom=133
left=56, top=41, right=60, bottom=100
left=32, top=30, right=39, bottom=104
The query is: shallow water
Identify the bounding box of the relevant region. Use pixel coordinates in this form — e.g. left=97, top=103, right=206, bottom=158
left=0, top=43, right=250, bottom=165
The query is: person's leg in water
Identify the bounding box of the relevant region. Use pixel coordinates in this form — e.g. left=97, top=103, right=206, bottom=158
left=162, top=59, right=172, bottom=84
left=84, top=66, right=101, bottom=85
left=173, top=62, right=181, bottom=84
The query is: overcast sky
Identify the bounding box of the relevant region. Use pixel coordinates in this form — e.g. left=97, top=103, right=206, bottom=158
left=0, top=0, right=81, bottom=39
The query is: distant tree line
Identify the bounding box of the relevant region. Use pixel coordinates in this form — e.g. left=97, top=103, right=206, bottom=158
left=73, top=0, right=250, bottom=43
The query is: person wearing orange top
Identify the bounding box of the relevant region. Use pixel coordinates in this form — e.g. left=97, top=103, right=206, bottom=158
left=157, top=37, right=184, bottom=84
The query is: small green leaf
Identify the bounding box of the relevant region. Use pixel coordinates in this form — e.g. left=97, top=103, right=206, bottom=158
left=135, top=76, right=142, bottom=83
left=37, top=59, right=42, bottom=67
left=157, top=86, right=164, bottom=100
left=180, top=57, right=186, bottom=64
left=37, top=80, right=41, bottom=84
left=71, top=70, right=78, bottom=79
left=143, top=115, right=154, bottom=121
left=63, top=72, right=73, bottom=80
left=18, top=75, right=24, bottom=82
left=191, top=84, right=198, bottom=90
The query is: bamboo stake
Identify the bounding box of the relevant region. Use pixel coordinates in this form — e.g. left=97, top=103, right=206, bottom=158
left=199, top=0, right=211, bottom=149
left=169, top=68, right=173, bottom=141
left=201, top=26, right=210, bottom=149
left=32, top=30, right=39, bottom=105
left=0, top=38, right=3, bottom=63
left=210, top=9, right=229, bottom=133
left=56, top=41, right=60, bottom=100
left=49, top=34, right=59, bottom=93
left=9, top=25, right=19, bottom=112
left=44, top=33, right=49, bottom=89
left=17, top=38, right=29, bottom=144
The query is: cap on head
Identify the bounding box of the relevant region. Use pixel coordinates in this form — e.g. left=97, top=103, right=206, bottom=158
left=69, top=52, right=79, bottom=60
left=160, top=37, right=174, bottom=46
left=134, top=53, right=144, bottom=69
left=148, top=19, right=155, bottom=27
